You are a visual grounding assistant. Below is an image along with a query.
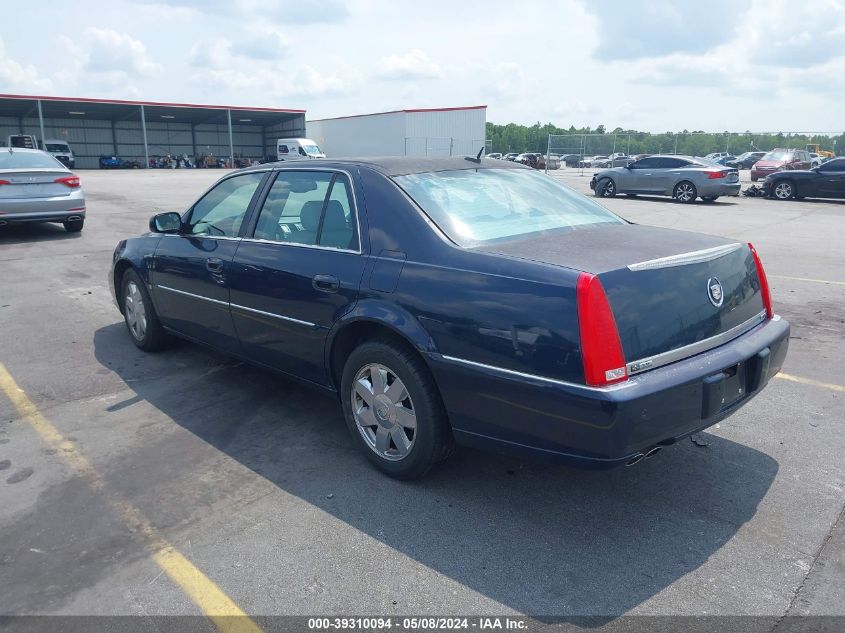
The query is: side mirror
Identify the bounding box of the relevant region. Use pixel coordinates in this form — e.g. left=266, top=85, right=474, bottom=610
left=150, top=212, right=182, bottom=233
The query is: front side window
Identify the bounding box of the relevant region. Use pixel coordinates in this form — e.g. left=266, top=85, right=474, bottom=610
left=394, top=168, right=625, bottom=247
left=821, top=159, right=845, bottom=172
left=186, top=172, right=265, bottom=237
left=630, top=157, right=660, bottom=169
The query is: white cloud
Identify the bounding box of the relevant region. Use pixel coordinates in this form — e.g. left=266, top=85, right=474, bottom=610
left=377, top=49, right=442, bottom=80
left=0, top=37, right=53, bottom=92
left=191, top=58, right=361, bottom=99
left=77, top=28, right=160, bottom=77
left=231, top=28, right=290, bottom=61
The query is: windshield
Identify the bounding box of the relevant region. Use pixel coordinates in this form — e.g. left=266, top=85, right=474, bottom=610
left=0, top=151, right=64, bottom=169
left=762, top=149, right=792, bottom=161
left=393, top=168, right=625, bottom=247
left=303, top=144, right=322, bottom=155
left=45, top=144, right=69, bottom=153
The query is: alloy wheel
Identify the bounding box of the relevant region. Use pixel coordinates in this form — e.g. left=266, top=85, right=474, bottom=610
left=352, top=363, right=417, bottom=461
left=602, top=180, right=615, bottom=196
left=124, top=281, right=147, bottom=341
left=675, top=182, right=695, bottom=202
left=774, top=182, right=793, bottom=199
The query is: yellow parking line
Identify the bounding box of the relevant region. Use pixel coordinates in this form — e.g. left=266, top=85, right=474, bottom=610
left=775, top=372, right=845, bottom=393
left=0, top=363, right=262, bottom=633
left=770, top=275, right=845, bottom=286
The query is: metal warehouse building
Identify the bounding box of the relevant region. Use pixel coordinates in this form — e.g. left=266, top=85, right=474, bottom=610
left=0, top=94, right=306, bottom=169
left=306, top=105, right=487, bottom=157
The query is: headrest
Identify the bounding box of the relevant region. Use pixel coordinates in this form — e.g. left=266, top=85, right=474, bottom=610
left=300, top=200, right=323, bottom=231
left=322, top=200, right=348, bottom=231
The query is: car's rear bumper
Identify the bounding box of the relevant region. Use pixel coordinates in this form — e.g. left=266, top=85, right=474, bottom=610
left=427, top=316, right=789, bottom=468
left=0, top=192, right=86, bottom=224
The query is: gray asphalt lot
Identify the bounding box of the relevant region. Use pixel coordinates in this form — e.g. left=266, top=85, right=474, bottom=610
left=0, top=167, right=842, bottom=621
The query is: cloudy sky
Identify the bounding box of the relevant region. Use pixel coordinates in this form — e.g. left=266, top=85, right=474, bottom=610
left=2, top=0, right=843, bottom=132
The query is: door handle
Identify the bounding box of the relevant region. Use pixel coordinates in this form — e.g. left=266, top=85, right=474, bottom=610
left=312, top=274, right=340, bottom=293
left=206, top=257, right=224, bottom=273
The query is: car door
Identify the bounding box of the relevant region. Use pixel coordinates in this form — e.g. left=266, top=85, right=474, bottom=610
left=628, top=156, right=673, bottom=193
left=151, top=171, right=268, bottom=354
left=816, top=159, right=845, bottom=197
left=620, top=156, right=659, bottom=192
left=228, top=169, right=367, bottom=385
left=658, top=157, right=694, bottom=193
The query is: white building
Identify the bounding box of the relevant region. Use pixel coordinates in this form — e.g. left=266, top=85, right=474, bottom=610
left=307, top=106, right=487, bottom=158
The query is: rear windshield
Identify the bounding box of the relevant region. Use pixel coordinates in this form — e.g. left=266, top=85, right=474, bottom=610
left=45, top=144, right=69, bottom=153
left=0, top=151, right=64, bottom=169
left=762, top=150, right=792, bottom=161
left=393, top=168, right=625, bottom=247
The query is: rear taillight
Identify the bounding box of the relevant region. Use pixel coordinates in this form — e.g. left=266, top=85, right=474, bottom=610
left=0, top=179, right=10, bottom=185
left=576, top=272, right=628, bottom=387
left=748, top=243, right=773, bottom=319
left=54, top=175, right=80, bottom=188
left=707, top=170, right=727, bottom=179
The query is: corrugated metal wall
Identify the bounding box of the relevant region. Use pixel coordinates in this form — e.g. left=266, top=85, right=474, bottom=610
left=308, top=112, right=407, bottom=157
left=404, top=109, right=487, bottom=156
left=1, top=113, right=305, bottom=169
left=306, top=108, right=487, bottom=158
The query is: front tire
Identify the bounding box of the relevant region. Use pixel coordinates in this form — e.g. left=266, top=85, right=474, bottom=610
left=121, top=269, right=170, bottom=352
left=63, top=219, right=84, bottom=232
left=673, top=181, right=698, bottom=203
left=341, top=340, right=454, bottom=479
left=594, top=177, right=616, bottom=198
left=772, top=180, right=795, bottom=200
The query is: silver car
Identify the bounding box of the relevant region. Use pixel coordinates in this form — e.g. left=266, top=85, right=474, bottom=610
left=0, top=148, right=85, bottom=231
left=590, top=155, right=741, bottom=203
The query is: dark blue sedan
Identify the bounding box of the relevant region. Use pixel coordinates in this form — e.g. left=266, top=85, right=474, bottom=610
left=109, top=157, right=789, bottom=479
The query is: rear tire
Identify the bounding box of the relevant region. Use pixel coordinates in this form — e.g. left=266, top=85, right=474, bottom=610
left=701, top=196, right=719, bottom=203
left=341, top=340, right=454, bottom=479
left=751, top=176, right=759, bottom=182
left=772, top=180, right=795, bottom=200
left=673, top=181, right=698, bottom=203
left=121, top=269, right=170, bottom=352
left=63, top=219, right=84, bottom=232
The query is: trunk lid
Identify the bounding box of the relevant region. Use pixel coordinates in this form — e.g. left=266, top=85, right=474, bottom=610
left=0, top=169, right=72, bottom=199
left=476, top=224, right=767, bottom=372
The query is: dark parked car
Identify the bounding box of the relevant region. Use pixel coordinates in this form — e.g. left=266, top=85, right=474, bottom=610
left=109, top=157, right=789, bottom=479
left=751, top=148, right=812, bottom=181
left=763, top=157, right=845, bottom=200
left=727, top=152, right=766, bottom=170
left=561, top=154, right=583, bottom=167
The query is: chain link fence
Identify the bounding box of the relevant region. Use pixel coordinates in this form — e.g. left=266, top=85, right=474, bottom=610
left=546, top=132, right=841, bottom=175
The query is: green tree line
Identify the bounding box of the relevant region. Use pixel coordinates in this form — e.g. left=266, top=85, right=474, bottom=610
left=487, top=122, right=844, bottom=157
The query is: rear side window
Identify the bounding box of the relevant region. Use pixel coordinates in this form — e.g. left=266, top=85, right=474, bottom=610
left=252, top=171, right=359, bottom=250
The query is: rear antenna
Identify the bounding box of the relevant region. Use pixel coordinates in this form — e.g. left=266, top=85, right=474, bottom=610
left=465, top=147, right=484, bottom=164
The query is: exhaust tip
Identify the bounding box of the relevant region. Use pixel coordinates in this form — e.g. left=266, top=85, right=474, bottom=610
left=0, top=220, right=7, bottom=226
left=67, top=215, right=82, bottom=221
left=626, top=453, right=644, bottom=467
left=645, top=446, right=663, bottom=459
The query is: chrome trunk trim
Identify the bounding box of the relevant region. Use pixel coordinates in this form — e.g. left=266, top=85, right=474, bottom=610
left=626, top=310, right=767, bottom=376
left=627, top=243, right=743, bottom=271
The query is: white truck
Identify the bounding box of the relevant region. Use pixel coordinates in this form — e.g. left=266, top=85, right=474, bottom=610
left=277, top=138, right=325, bottom=160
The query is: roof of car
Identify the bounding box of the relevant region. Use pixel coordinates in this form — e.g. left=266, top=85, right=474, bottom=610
left=248, top=156, right=530, bottom=177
